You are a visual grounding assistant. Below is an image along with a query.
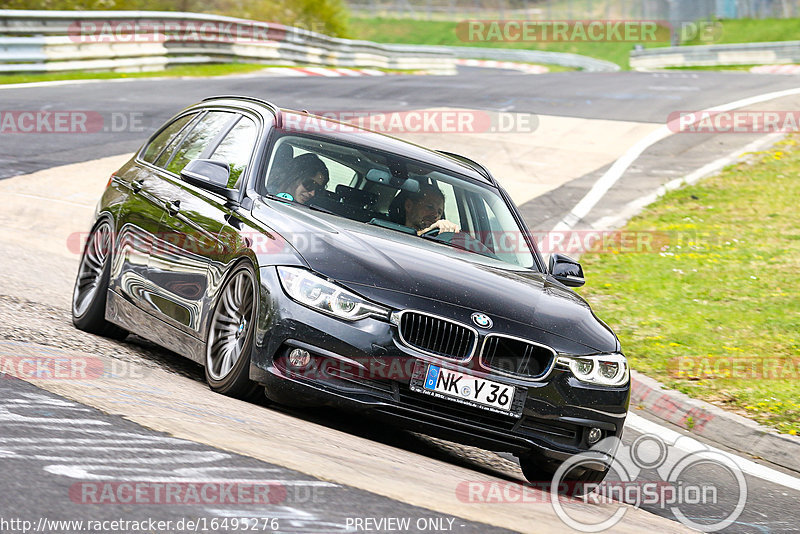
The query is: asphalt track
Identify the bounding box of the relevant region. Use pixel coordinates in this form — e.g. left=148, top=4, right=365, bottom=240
left=2, top=66, right=800, bottom=533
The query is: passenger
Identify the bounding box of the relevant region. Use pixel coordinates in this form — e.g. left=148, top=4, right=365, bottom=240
left=271, top=153, right=329, bottom=204
left=399, top=184, right=461, bottom=235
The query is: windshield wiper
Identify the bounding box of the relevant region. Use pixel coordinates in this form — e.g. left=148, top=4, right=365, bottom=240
left=304, top=203, right=335, bottom=215
left=366, top=218, right=417, bottom=235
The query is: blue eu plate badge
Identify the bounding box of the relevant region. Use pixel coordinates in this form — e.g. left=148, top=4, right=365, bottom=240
left=425, top=365, right=441, bottom=389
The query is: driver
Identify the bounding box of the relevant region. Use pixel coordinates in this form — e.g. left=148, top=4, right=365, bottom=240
left=403, top=184, right=461, bottom=235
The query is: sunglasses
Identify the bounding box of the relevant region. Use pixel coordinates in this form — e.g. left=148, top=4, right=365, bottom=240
left=301, top=178, right=326, bottom=194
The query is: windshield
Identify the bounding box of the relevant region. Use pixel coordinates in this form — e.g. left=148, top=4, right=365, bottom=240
left=260, top=133, right=538, bottom=270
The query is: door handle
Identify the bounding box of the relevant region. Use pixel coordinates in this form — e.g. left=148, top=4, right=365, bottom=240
left=167, top=200, right=181, bottom=216
left=131, top=179, right=144, bottom=194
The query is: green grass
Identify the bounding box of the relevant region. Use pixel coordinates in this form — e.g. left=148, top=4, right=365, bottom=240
left=350, top=17, right=800, bottom=71
left=0, top=62, right=430, bottom=86
left=684, top=18, right=800, bottom=45
left=533, top=63, right=576, bottom=73
left=0, top=63, right=289, bottom=85
left=577, top=137, right=800, bottom=435
left=349, top=17, right=643, bottom=69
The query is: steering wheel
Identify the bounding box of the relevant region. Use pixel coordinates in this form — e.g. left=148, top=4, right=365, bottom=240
left=421, top=227, right=441, bottom=237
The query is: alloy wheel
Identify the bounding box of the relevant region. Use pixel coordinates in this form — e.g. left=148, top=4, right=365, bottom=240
left=206, top=268, right=255, bottom=380
left=72, top=221, right=112, bottom=318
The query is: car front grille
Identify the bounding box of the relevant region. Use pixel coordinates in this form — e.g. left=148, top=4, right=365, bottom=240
left=398, top=312, right=476, bottom=361
left=480, top=335, right=555, bottom=379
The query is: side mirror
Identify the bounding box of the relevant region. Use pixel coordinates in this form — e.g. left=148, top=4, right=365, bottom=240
left=549, top=253, right=585, bottom=287
left=181, top=159, right=238, bottom=201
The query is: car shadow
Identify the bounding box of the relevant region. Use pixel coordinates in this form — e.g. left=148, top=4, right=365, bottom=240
left=123, top=334, right=525, bottom=485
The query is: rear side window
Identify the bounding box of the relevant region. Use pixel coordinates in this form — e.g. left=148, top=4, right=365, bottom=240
left=163, top=111, right=236, bottom=175
left=209, top=116, right=258, bottom=189
left=140, top=113, right=197, bottom=164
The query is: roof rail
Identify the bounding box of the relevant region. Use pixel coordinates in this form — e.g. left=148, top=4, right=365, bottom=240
left=436, top=150, right=496, bottom=185
left=201, top=95, right=283, bottom=127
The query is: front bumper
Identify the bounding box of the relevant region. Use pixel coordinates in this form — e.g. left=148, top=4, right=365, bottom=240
left=250, top=268, right=629, bottom=464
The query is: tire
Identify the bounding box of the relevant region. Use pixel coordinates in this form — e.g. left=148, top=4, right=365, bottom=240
left=519, top=454, right=609, bottom=496
left=205, top=262, right=259, bottom=400
left=72, top=219, right=128, bottom=340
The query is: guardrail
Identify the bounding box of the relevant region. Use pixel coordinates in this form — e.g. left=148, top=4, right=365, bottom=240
left=0, top=9, right=621, bottom=74
left=432, top=45, right=620, bottom=72
left=0, top=10, right=457, bottom=74
left=630, top=40, right=800, bottom=70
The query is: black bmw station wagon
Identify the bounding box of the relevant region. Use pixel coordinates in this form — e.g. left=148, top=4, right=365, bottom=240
left=72, top=95, right=629, bottom=488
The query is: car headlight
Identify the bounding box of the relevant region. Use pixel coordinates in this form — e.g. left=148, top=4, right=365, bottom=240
left=277, top=266, right=389, bottom=321
left=556, top=353, right=629, bottom=387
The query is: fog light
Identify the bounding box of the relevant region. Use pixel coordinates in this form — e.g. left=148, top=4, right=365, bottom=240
left=587, top=427, right=603, bottom=445
left=288, top=348, right=311, bottom=368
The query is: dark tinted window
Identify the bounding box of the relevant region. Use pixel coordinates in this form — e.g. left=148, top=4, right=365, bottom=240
left=263, top=134, right=536, bottom=269
left=141, top=114, right=197, bottom=164
left=209, top=116, right=258, bottom=189
left=164, top=111, right=236, bottom=176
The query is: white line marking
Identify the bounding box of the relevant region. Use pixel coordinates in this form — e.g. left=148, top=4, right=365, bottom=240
left=46, top=464, right=338, bottom=485
left=626, top=412, right=800, bottom=492
left=31, top=452, right=229, bottom=463
left=0, top=424, right=183, bottom=437
left=0, top=78, right=148, bottom=90
left=592, top=133, right=784, bottom=230
left=1, top=445, right=216, bottom=452
left=0, top=437, right=185, bottom=444
left=554, top=86, right=800, bottom=231
left=0, top=402, right=91, bottom=411
left=0, top=409, right=110, bottom=425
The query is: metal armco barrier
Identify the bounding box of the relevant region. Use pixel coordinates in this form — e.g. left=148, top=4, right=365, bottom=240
left=0, top=9, right=456, bottom=74
left=0, top=9, right=621, bottom=74
left=431, top=45, right=620, bottom=72
left=630, top=40, right=800, bottom=70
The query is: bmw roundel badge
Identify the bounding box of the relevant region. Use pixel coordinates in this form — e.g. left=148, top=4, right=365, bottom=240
left=471, top=313, right=493, bottom=329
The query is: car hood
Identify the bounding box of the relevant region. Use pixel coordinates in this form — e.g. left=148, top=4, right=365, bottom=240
left=253, top=199, right=619, bottom=353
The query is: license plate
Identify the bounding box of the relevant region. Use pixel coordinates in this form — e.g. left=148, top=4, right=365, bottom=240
left=423, top=364, right=515, bottom=412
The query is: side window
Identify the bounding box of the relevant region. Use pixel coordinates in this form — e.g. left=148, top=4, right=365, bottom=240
left=164, top=111, right=236, bottom=176
left=478, top=195, right=532, bottom=267
left=209, top=116, right=258, bottom=189
left=294, top=147, right=356, bottom=190
left=435, top=181, right=461, bottom=228
left=141, top=113, right=197, bottom=164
